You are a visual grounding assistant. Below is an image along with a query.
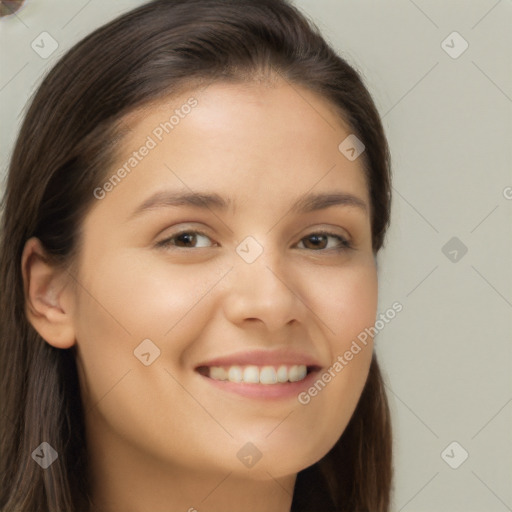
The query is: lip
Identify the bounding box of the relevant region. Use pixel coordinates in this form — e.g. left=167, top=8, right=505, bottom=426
left=197, top=367, right=322, bottom=400
left=194, top=348, right=322, bottom=369
left=194, top=348, right=322, bottom=400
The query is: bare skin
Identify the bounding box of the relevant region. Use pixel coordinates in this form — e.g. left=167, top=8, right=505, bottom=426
left=22, top=78, right=378, bottom=512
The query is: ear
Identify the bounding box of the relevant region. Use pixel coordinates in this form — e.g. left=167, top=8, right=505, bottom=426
left=21, top=237, right=76, bottom=349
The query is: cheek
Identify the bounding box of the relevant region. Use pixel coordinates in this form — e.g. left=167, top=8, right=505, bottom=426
left=75, top=249, right=223, bottom=340
left=72, top=250, right=225, bottom=397
left=72, top=250, right=226, bottom=462
left=306, top=254, right=378, bottom=348
left=287, top=255, right=377, bottom=461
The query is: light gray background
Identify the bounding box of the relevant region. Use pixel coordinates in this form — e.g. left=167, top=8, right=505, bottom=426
left=1, top=1, right=511, bottom=511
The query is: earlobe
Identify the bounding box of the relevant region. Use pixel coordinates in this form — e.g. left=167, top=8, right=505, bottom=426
left=21, top=237, right=76, bottom=349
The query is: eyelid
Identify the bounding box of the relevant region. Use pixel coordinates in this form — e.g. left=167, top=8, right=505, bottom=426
left=155, top=226, right=353, bottom=251
left=294, top=230, right=352, bottom=251
left=155, top=228, right=216, bottom=249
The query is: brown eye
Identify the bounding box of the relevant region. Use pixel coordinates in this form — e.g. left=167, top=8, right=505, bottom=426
left=157, top=230, right=215, bottom=249
left=296, top=232, right=351, bottom=251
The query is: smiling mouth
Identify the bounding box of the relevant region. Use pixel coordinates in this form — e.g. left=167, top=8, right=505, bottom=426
left=196, top=364, right=320, bottom=385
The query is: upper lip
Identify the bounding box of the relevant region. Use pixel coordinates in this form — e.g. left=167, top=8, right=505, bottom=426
left=194, top=348, right=322, bottom=369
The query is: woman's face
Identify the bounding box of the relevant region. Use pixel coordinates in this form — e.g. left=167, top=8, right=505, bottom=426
left=70, top=79, right=377, bottom=482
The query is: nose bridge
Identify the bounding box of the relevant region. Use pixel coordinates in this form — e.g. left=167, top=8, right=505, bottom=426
left=222, top=234, right=303, bottom=329
left=236, top=235, right=292, bottom=296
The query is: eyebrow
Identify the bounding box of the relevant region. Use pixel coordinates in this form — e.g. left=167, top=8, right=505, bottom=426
left=129, top=189, right=368, bottom=220
left=290, top=191, right=368, bottom=215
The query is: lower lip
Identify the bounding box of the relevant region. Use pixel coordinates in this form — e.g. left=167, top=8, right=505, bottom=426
left=197, top=369, right=321, bottom=400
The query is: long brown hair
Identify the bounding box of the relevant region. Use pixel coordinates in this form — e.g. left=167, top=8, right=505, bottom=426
left=0, top=0, right=393, bottom=510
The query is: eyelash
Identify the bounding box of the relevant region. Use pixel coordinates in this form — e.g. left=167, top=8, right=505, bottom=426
left=156, top=229, right=352, bottom=252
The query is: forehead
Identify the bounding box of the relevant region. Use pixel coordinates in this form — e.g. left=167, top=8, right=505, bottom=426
left=92, top=80, right=370, bottom=221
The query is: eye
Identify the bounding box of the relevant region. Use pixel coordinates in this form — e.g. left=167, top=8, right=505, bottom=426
left=156, top=229, right=352, bottom=252
left=295, top=231, right=352, bottom=252
left=156, top=230, right=216, bottom=249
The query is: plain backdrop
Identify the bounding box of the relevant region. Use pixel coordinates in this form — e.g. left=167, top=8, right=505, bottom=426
left=1, top=1, right=511, bottom=511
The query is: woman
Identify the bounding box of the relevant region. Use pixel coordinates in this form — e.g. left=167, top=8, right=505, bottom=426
left=0, top=0, right=393, bottom=510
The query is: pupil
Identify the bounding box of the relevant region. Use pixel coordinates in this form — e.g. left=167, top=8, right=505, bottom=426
left=177, top=233, right=195, bottom=246
left=307, top=234, right=326, bottom=249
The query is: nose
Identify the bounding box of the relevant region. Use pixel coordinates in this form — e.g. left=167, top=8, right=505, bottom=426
left=221, top=242, right=307, bottom=332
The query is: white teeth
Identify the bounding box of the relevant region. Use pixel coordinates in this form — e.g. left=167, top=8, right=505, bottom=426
left=276, top=365, right=288, bottom=383
left=210, top=366, right=228, bottom=380
left=243, top=366, right=259, bottom=383
left=259, top=366, right=277, bottom=384
left=208, top=364, right=308, bottom=384
left=289, top=365, right=307, bottom=382
left=228, top=366, right=243, bottom=383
